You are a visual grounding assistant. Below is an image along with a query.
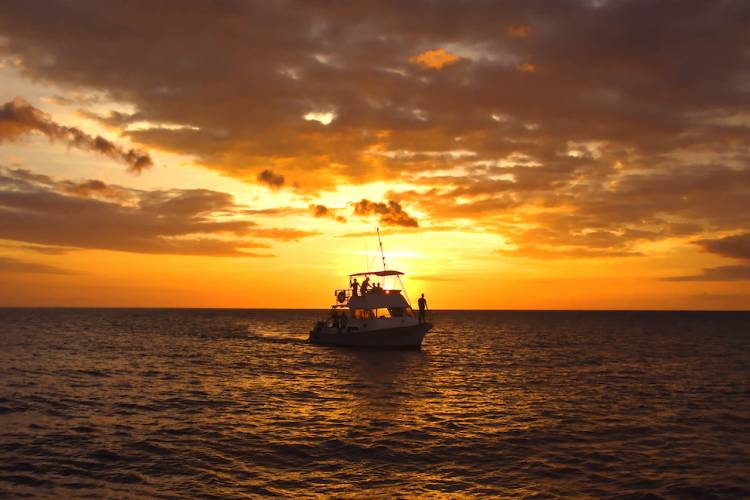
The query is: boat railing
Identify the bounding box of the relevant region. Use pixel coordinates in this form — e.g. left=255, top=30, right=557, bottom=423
left=335, top=287, right=403, bottom=301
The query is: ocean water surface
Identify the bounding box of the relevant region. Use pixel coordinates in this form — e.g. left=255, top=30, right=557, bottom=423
left=0, top=308, right=749, bottom=497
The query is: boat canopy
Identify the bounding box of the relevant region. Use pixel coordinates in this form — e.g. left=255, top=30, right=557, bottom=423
left=348, top=270, right=404, bottom=277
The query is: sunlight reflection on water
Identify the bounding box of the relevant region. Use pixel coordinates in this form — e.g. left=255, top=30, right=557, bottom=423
left=1, top=309, right=749, bottom=497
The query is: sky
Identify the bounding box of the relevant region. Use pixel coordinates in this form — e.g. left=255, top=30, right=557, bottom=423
left=0, top=0, right=749, bottom=309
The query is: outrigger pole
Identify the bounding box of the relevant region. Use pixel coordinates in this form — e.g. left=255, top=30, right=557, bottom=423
left=376, top=226, right=387, bottom=272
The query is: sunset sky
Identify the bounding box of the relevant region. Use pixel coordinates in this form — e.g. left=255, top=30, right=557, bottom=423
left=1, top=1, right=749, bottom=309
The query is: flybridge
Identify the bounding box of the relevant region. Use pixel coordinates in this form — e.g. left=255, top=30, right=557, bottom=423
left=338, top=269, right=409, bottom=306
left=348, top=270, right=404, bottom=277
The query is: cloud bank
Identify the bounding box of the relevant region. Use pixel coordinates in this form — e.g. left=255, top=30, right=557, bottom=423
left=0, top=167, right=316, bottom=257
left=0, top=1, right=749, bottom=265
left=0, top=98, right=153, bottom=173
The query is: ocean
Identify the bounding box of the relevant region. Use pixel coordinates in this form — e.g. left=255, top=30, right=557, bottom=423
left=0, top=308, right=748, bottom=498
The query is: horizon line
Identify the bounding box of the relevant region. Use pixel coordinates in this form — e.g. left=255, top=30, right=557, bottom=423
left=1, top=306, right=748, bottom=313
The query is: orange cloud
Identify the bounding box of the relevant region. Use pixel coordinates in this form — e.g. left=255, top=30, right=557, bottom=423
left=310, top=204, right=347, bottom=223
left=516, top=63, right=536, bottom=73
left=505, top=24, right=531, bottom=38
left=408, top=48, right=460, bottom=69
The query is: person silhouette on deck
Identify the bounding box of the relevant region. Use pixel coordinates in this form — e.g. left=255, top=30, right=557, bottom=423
left=361, top=276, right=371, bottom=295
left=418, top=293, right=428, bottom=323
left=351, top=278, right=359, bottom=297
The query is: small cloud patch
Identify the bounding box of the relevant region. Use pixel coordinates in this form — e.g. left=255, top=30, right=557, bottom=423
left=257, top=169, right=285, bottom=190
left=505, top=25, right=531, bottom=38
left=352, top=199, right=418, bottom=227
left=409, top=48, right=460, bottom=70
left=310, top=204, right=347, bottom=223
left=516, top=63, right=536, bottom=73
left=303, top=111, right=336, bottom=125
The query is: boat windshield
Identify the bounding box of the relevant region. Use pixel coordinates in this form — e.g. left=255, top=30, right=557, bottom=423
left=351, top=307, right=413, bottom=320
left=388, top=307, right=414, bottom=317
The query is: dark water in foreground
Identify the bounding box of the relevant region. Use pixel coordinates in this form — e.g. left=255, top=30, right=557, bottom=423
left=1, top=309, right=749, bottom=498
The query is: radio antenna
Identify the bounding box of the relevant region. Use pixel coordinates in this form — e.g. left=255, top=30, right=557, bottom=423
left=365, top=236, right=369, bottom=273
left=377, top=226, right=386, bottom=272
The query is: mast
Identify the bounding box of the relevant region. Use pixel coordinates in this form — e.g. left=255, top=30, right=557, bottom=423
left=376, top=226, right=386, bottom=272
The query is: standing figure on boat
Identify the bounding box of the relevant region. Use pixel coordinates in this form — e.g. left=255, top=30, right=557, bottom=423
left=418, top=293, right=428, bottom=323
left=351, top=278, right=359, bottom=297
left=361, top=276, right=371, bottom=295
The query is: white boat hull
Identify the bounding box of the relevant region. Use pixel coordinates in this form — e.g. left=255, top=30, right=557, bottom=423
left=309, top=322, right=432, bottom=349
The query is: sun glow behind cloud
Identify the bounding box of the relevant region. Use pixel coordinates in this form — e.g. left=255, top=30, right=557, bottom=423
left=303, top=111, right=336, bottom=125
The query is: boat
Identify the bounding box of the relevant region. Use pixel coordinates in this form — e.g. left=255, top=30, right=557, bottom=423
left=308, top=232, right=432, bottom=349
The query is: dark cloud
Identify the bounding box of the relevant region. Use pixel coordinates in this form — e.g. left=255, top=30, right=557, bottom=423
left=663, top=265, right=750, bottom=282
left=58, top=179, right=132, bottom=202
left=0, top=1, right=749, bottom=259
left=3, top=0, right=747, bottom=188
left=69, top=179, right=107, bottom=193
left=0, top=243, right=71, bottom=255
left=664, top=232, right=750, bottom=281
left=256, top=169, right=285, bottom=190
left=0, top=255, right=77, bottom=274
left=696, top=233, right=750, bottom=260
left=352, top=199, right=418, bottom=227
left=311, top=204, right=329, bottom=217
left=0, top=166, right=317, bottom=256
left=0, top=98, right=153, bottom=173
left=310, top=204, right=346, bottom=223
